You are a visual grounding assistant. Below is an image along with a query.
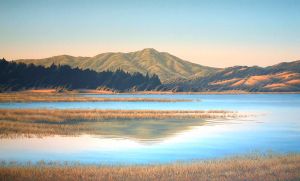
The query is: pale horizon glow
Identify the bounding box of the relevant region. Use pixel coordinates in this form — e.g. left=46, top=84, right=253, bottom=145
left=0, top=0, right=299, bottom=67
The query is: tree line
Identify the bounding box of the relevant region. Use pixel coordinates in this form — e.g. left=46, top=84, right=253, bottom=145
left=0, top=58, right=161, bottom=91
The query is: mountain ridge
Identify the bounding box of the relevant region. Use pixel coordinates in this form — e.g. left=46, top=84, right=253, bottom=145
left=14, top=49, right=300, bottom=92
left=15, top=48, right=218, bottom=83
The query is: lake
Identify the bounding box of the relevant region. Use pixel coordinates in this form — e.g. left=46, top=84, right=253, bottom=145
left=0, top=94, right=300, bottom=165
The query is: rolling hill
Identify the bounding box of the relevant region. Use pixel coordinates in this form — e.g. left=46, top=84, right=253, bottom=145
left=15, top=48, right=218, bottom=83
left=163, top=60, right=300, bottom=92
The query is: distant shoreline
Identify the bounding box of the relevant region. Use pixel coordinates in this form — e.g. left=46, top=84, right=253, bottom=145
left=3, top=89, right=300, bottom=95
left=128, top=91, right=300, bottom=95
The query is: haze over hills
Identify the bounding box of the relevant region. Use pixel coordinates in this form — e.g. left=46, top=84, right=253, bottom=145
left=15, top=48, right=218, bottom=83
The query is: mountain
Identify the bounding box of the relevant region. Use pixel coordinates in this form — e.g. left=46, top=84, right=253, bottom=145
left=0, top=58, right=161, bottom=92
left=13, top=49, right=300, bottom=92
left=163, top=60, right=300, bottom=92
left=15, top=48, right=218, bottom=83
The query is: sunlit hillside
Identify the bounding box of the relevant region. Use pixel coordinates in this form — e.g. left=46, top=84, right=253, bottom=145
left=16, top=48, right=218, bottom=83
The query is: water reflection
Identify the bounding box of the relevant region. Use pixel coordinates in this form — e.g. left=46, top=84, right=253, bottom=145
left=1, top=94, right=300, bottom=111
left=3, top=115, right=298, bottom=165
left=0, top=94, right=300, bottom=164
left=87, top=118, right=210, bottom=140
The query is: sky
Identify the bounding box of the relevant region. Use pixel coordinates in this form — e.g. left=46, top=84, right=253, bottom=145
left=0, top=0, right=299, bottom=67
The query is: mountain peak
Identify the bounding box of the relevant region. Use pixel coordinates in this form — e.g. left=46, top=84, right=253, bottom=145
left=140, top=48, right=159, bottom=54
left=15, top=48, right=218, bottom=83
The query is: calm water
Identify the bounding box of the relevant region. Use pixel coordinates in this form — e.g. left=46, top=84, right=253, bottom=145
left=0, top=94, right=299, bottom=111
left=0, top=94, right=300, bottom=165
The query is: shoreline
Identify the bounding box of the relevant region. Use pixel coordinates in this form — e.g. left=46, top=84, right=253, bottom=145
left=1, top=154, right=299, bottom=181
left=4, top=89, right=300, bottom=95
left=128, top=91, right=300, bottom=95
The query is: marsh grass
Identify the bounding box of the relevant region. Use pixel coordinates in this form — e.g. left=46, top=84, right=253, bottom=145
left=0, top=109, right=241, bottom=122
left=0, top=93, right=190, bottom=102
left=0, top=154, right=299, bottom=181
left=0, top=109, right=246, bottom=138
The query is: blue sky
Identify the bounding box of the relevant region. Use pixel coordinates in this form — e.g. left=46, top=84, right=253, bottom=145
left=0, top=0, right=299, bottom=67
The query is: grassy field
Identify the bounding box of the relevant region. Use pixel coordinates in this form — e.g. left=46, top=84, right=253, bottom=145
left=0, top=154, right=299, bottom=181
left=0, top=109, right=245, bottom=138
left=0, top=92, right=190, bottom=102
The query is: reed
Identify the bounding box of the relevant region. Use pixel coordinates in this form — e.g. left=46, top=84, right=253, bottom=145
left=0, top=109, right=241, bottom=122
left=0, top=154, right=299, bottom=181
left=0, top=109, right=247, bottom=138
left=0, top=93, right=190, bottom=102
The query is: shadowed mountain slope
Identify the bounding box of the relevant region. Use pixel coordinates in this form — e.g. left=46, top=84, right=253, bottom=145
left=162, top=60, right=300, bottom=92
left=15, top=48, right=218, bottom=83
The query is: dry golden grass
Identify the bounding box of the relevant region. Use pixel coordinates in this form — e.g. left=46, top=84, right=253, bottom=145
left=23, top=89, right=57, bottom=93
left=0, top=109, right=240, bottom=122
left=0, top=120, right=91, bottom=138
left=286, top=79, right=300, bottom=85
left=24, top=89, right=115, bottom=94
left=218, top=71, right=300, bottom=89
left=0, top=109, right=245, bottom=138
left=244, top=75, right=271, bottom=86
left=0, top=93, right=189, bottom=102
left=209, top=78, right=241, bottom=86
left=264, top=83, right=288, bottom=89
left=0, top=154, right=299, bottom=181
left=230, top=79, right=246, bottom=87
left=276, top=72, right=300, bottom=80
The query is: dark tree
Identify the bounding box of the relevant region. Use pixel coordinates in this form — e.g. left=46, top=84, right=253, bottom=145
left=0, top=59, right=161, bottom=92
